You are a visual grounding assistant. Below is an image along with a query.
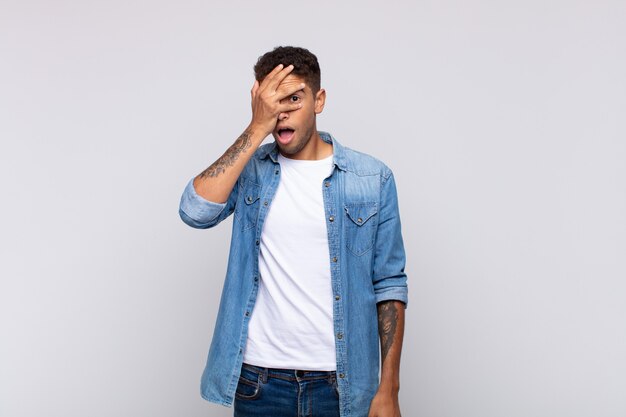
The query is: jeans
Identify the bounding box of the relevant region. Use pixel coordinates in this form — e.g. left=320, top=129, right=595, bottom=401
left=233, top=363, right=341, bottom=417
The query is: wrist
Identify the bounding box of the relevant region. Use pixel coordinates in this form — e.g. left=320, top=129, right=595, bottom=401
left=377, top=381, right=400, bottom=395
left=248, top=120, right=274, bottom=139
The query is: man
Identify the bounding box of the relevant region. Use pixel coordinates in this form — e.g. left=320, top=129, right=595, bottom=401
left=179, top=46, right=408, bottom=417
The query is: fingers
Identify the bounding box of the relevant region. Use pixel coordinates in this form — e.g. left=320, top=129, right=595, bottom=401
left=250, top=64, right=302, bottom=130
left=271, top=64, right=295, bottom=89
left=276, top=101, right=303, bottom=114
left=260, top=64, right=295, bottom=91
left=275, top=81, right=306, bottom=101
left=266, top=63, right=286, bottom=80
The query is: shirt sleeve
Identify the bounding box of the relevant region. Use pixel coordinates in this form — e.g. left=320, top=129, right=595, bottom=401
left=178, top=177, right=238, bottom=229
left=372, top=169, right=409, bottom=307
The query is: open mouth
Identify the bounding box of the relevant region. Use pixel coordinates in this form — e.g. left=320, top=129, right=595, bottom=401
left=276, top=128, right=295, bottom=144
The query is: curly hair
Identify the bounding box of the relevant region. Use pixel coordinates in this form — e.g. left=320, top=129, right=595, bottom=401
left=254, top=46, right=321, bottom=93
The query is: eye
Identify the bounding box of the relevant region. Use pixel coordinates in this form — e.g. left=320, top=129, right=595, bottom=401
left=290, top=95, right=300, bottom=103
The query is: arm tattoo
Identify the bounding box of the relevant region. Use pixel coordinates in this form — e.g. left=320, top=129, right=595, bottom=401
left=377, top=301, right=399, bottom=362
left=199, top=129, right=253, bottom=178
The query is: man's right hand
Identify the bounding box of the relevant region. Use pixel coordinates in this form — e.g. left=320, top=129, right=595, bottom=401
left=193, top=64, right=304, bottom=203
left=249, top=64, right=305, bottom=137
left=192, top=64, right=303, bottom=204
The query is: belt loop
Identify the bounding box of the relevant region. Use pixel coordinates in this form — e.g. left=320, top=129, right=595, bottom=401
left=261, top=366, right=268, bottom=384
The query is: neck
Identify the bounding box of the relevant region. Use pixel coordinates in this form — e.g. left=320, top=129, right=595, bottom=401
left=308, top=131, right=333, bottom=160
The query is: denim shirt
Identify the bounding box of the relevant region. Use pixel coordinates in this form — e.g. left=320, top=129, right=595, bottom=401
left=179, top=132, right=408, bottom=417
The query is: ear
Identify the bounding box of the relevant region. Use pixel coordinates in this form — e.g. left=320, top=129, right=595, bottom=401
left=314, top=88, right=326, bottom=114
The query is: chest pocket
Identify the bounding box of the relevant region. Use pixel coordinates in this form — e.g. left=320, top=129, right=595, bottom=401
left=235, top=181, right=261, bottom=231
left=344, top=202, right=378, bottom=256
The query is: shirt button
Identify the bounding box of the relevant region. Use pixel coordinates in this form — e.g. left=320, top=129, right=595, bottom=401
left=335, top=295, right=340, bottom=301
left=337, top=333, right=343, bottom=339
left=245, top=311, right=250, bottom=316
left=332, top=257, right=338, bottom=263
left=329, top=216, right=335, bottom=222
left=339, top=373, right=345, bottom=379
left=255, top=240, right=260, bottom=246
left=247, top=196, right=252, bottom=203
left=275, top=170, right=279, bottom=175
left=357, top=217, right=363, bottom=223
left=264, top=201, right=268, bottom=206
left=254, top=276, right=258, bottom=282
left=325, top=181, right=331, bottom=187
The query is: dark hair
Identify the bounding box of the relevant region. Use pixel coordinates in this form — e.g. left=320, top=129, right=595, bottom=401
left=254, top=46, right=321, bottom=93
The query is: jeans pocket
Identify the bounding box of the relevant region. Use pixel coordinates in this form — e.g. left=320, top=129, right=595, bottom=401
left=235, top=366, right=262, bottom=401
left=328, top=374, right=340, bottom=399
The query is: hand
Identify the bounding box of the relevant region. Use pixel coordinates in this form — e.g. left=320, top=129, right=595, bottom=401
left=249, top=64, right=304, bottom=136
left=368, top=391, right=401, bottom=417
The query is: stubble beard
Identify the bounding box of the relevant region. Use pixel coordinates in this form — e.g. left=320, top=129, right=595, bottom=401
left=277, top=122, right=316, bottom=157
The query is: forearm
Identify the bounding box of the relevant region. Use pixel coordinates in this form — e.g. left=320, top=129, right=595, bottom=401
left=368, top=300, right=405, bottom=416
left=192, top=64, right=303, bottom=204
left=377, top=300, right=405, bottom=392
left=193, top=125, right=266, bottom=203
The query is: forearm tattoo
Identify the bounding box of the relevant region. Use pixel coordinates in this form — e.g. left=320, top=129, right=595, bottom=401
left=377, top=301, right=399, bottom=362
left=199, top=130, right=253, bottom=178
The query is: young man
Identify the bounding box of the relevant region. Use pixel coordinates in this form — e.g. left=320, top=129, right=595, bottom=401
left=179, top=46, right=408, bottom=417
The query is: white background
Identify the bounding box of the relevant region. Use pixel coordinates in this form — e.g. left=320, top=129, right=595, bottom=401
left=1, top=1, right=625, bottom=416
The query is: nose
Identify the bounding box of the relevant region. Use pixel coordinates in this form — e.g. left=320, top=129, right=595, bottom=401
left=278, top=111, right=289, bottom=121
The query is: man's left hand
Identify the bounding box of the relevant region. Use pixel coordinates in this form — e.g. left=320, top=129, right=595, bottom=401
left=368, top=391, right=401, bottom=417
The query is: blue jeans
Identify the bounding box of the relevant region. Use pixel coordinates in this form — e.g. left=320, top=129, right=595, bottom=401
left=233, top=363, right=341, bottom=417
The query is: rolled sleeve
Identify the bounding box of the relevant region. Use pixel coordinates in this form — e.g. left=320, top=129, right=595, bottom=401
left=178, top=178, right=229, bottom=229
left=372, top=170, right=408, bottom=308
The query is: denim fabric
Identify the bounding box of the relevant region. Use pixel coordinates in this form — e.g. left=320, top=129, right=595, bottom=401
left=234, top=364, right=340, bottom=417
left=179, top=132, right=408, bottom=417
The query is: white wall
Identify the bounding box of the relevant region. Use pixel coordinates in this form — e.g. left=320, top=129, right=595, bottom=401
left=1, top=1, right=625, bottom=416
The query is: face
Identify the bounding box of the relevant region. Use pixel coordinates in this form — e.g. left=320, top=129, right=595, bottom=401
left=271, top=74, right=326, bottom=159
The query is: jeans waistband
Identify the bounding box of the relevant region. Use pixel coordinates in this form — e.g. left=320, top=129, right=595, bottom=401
left=242, top=363, right=337, bottom=383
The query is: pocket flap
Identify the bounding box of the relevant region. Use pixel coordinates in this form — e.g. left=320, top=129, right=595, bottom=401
left=344, top=203, right=378, bottom=226
left=243, top=183, right=261, bottom=205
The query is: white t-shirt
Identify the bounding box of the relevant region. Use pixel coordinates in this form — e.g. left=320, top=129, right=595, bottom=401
left=243, top=153, right=336, bottom=370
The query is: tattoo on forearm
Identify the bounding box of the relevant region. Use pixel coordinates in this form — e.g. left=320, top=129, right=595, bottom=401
left=199, top=130, right=253, bottom=178
left=377, top=301, right=399, bottom=362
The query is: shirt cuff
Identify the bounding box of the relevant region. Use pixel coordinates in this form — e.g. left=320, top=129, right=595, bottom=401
left=179, top=178, right=227, bottom=226
left=374, top=286, right=408, bottom=308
